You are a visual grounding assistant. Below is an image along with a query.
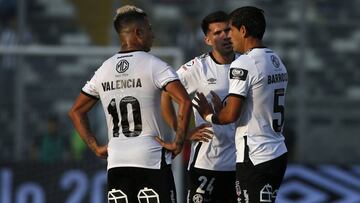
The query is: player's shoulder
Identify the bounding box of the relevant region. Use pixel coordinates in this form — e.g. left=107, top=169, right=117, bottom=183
left=178, top=53, right=209, bottom=72
left=136, top=51, right=164, bottom=63
left=135, top=51, right=171, bottom=69
left=98, top=54, right=118, bottom=70
left=228, top=54, right=257, bottom=80
left=231, top=54, right=256, bottom=70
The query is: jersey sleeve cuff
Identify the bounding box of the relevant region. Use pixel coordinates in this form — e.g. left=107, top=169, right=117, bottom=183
left=224, top=93, right=246, bottom=102
left=81, top=90, right=99, bottom=100
left=162, top=79, right=180, bottom=91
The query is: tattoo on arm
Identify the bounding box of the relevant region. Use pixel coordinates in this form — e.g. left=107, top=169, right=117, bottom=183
left=79, top=116, right=98, bottom=153
left=175, top=113, right=185, bottom=146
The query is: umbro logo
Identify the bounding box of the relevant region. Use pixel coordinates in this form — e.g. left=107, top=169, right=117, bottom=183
left=116, top=59, right=129, bottom=73
left=207, top=78, right=217, bottom=84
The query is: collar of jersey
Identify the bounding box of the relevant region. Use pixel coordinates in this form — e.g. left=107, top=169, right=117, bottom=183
left=244, top=46, right=267, bottom=55
left=209, top=52, right=235, bottom=65
left=118, top=50, right=144, bottom=54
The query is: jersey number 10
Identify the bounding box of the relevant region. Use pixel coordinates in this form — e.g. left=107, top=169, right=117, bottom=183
left=107, top=96, right=142, bottom=137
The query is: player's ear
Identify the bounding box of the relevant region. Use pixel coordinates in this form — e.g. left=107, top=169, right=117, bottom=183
left=241, top=25, right=249, bottom=38
left=135, top=27, right=143, bottom=38
left=204, top=35, right=212, bottom=46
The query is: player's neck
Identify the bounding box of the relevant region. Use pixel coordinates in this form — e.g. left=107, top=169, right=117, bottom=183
left=243, top=38, right=263, bottom=54
left=211, top=51, right=234, bottom=64
left=121, top=45, right=148, bottom=52
left=120, top=38, right=149, bottom=52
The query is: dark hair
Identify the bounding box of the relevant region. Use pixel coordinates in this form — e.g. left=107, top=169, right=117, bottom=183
left=201, top=11, right=229, bottom=35
left=230, top=6, right=266, bottom=39
left=113, top=8, right=148, bottom=33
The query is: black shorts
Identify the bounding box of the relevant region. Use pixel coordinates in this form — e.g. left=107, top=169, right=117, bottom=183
left=187, top=167, right=237, bottom=203
left=235, top=153, right=288, bottom=203
left=107, top=165, right=176, bottom=203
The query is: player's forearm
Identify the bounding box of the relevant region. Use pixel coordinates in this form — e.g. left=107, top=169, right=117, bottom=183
left=209, top=107, right=238, bottom=125
left=161, top=92, right=178, bottom=130
left=206, top=95, right=243, bottom=125
left=68, top=111, right=99, bottom=153
left=175, top=99, right=192, bottom=147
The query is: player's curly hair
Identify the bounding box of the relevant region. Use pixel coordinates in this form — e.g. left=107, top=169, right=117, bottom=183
left=230, top=6, right=266, bottom=40
left=113, top=5, right=147, bottom=34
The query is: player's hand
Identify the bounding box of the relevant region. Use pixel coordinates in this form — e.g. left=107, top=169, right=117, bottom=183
left=193, top=92, right=214, bottom=120
left=95, top=145, right=108, bottom=159
left=210, top=91, right=222, bottom=114
left=155, top=136, right=183, bottom=159
left=188, top=123, right=214, bottom=142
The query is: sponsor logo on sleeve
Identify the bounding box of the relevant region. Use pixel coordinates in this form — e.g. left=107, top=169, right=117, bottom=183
left=185, top=60, right=194, bottom=67
left=271, top=55, right=280, bottom=68
left=230, top=68, right=248, bottom=81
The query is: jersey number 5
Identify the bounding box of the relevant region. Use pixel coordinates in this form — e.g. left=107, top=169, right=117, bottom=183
left=273, top=88, right=285, bottom=132
left=107, top=96, right=142, bottom=137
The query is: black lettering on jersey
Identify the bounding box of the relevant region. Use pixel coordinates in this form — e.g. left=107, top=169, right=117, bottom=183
left=101, top=82, right=112, bottom=91
left=102, top=78, right=142, bottom=92
left=267, top=73, right=288, bottom=84
left=230, top=68, right=248, bottom=81
left=136, top=79, right=142, bottom=87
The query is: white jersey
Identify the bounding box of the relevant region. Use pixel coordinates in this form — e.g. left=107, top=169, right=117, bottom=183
left=177, top=53, right=238, bottom=171
left=82, top=51, right=178, bottom=170
left=228, top=48, right=288, bottom=165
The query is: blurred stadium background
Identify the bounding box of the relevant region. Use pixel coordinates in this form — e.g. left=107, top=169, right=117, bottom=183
left=0, top=0, right=360, bottom=202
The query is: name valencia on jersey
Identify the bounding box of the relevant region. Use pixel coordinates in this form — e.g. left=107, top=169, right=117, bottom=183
left=101, top=78, right=142, bottom=92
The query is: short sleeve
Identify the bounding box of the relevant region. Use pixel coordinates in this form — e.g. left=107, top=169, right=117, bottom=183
left=228, top=56, right=255, bottom=97
left=82, top=70, right=100, bottom=99
left=176, top=59, right=201, bottom=95
left=153, top=59, right=179, bottom=89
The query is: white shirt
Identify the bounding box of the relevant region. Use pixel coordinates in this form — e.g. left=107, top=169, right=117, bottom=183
left=178, top=53, right=237, bottom=171
left=228, top=48, right=288, bottom=165
left=82, top=51, right=178, bottom=170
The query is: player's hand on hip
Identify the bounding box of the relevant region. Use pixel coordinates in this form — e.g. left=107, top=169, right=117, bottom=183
left=95, top=145, right=108, bottom=159
left=193, top=92, right=214, bottom=119
left=155, top=136, right=182, bottom=159
left=189, top=123, right=214, bottom=142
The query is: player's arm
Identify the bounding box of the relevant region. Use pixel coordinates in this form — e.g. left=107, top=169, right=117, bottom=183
left=194, top=92, right=244, bottom=125
left=161, top=91, right=213, bottom=142
left=68, top=92, right=108, bottom=159
left=161, top=91, right=178, bottom=131
left=156, top=80, right=192, bottom=158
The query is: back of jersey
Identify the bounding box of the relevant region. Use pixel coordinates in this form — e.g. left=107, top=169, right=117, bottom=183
left=229, top=48, right=288, bottom=165
left=82, top=51, right=178, bottom=169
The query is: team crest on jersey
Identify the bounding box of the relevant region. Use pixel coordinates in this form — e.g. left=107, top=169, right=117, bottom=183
left=230, top=68, right=248, bottom=81
left=193, top=194, right=203, bottom=203
left=116, top=59, right=129, bottom=73
left=271, top=55, right=280, bottom=68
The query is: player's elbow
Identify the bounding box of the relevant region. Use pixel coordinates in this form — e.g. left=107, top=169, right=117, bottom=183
left=68, top=106, right=81, bottom=123
left=68, top=108, right=76, bottom=122
left=181, top=96, right=192, bottom=111
left=227, top=113, right=239, bottom=124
